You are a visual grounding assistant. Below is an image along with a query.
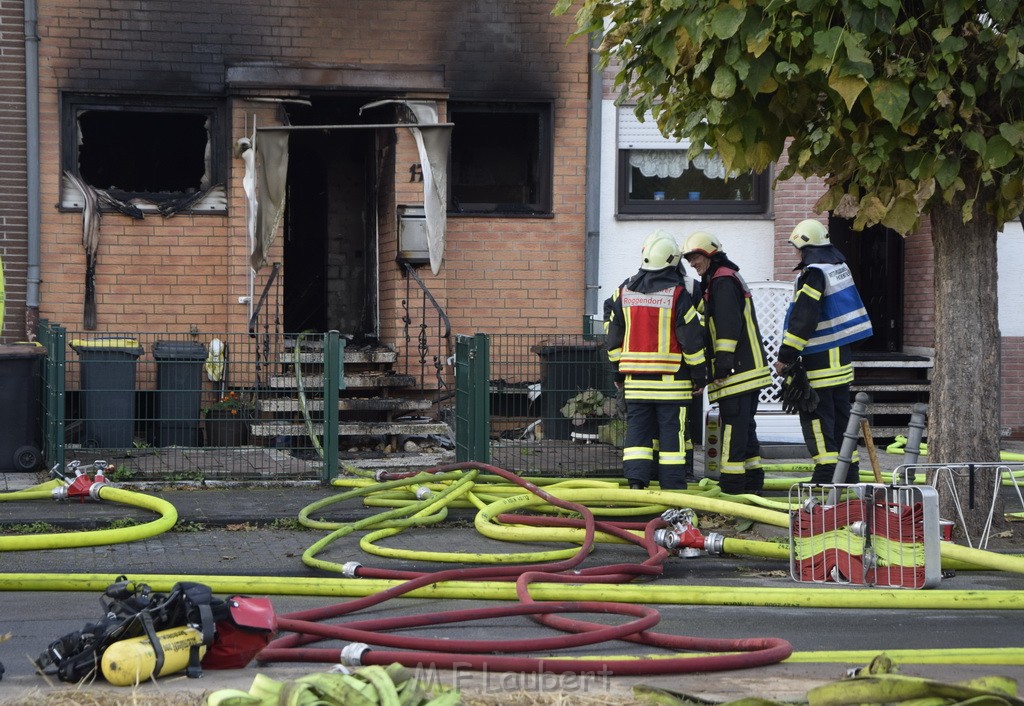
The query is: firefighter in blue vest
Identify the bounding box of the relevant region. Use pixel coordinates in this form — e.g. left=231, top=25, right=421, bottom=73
left=682, top=231, right=773, bottom=495
left=775, top=219, right=873, bottom=483
left=606, top=232, right=707, bottom=490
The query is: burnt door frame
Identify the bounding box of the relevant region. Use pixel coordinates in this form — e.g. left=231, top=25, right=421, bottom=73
left=279, top=106, right=385, bottom=340
left=827, top=217, right=905, bottom=353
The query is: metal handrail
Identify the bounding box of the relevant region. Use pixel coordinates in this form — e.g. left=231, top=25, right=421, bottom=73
left=402, top=262, right=452, bottom=395
left=248, top=263, right=281, bottom=338
left=403, top=262, right=451, bottom=341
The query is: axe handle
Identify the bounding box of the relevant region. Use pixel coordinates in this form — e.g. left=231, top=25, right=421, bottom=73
left=860, top=418, right=883, bottom=484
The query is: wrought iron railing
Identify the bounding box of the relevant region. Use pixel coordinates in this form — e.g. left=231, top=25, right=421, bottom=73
left=248, top=262, right=282, bottom=391
left=401, top=262, right=453, bottom=399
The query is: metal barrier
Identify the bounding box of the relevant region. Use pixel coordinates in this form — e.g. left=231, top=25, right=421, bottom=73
left=896, top=462, right=1024, bottom=550
left=456, top=332, right=623, bottom=477
left=36, top=327, right=351, bottom=483
left=789, top=482, right=942, bottom=589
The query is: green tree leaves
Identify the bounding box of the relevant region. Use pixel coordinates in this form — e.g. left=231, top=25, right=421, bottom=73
left=554, top=0, right=1024, bottom=234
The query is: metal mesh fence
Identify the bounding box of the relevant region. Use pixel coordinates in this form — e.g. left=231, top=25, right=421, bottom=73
left=486, top=333, right=623, bottom=477
left=54, top=329, right=328, bottom=482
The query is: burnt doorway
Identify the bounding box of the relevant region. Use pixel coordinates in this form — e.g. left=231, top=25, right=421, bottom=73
left=283, top=98, right=378, bottom=339
left=828, top=217, right=905, bottom=353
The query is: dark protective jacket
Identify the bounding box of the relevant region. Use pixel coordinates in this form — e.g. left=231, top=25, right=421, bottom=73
left=697, top=254, right=772, bottom=402
left=606, top=268, right=707, bottom=401
left=778, top=246, right=873, bottom=389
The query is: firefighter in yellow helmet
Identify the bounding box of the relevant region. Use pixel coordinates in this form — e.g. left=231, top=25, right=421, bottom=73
left=775, top=219, right=873, bottom=483
left=606, top=232, right=707, bottom=489
left=682, top=231, right=773, bottom=494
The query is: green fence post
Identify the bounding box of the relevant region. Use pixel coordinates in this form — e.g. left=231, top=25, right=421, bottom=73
left=40, top=320, right=67, bottom=472
left=455, top=333, right=489, bottom=463
left=322, top=330, right=344, bottom=484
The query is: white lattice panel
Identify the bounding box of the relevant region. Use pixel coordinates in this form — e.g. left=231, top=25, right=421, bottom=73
left=749, top=281, right=791, bottom=404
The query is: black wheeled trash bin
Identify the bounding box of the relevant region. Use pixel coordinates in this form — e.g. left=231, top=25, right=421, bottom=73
left=152, top=340, right=206, bottom=447
left=0, top=343, right=47, bottom=472
left=70, top=337, right=144, bottom=449
left=533, top=337, right=615, bottom=441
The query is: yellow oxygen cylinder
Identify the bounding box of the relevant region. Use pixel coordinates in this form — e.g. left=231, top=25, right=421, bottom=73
left=100, top=626, right=206, bottom=686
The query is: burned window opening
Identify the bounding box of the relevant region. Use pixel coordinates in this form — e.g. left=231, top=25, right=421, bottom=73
left=77, top=110, right=210, bottom=198
left=449, top=102, right=552, bottom=215
left=61, top=95, right=227, bottom=212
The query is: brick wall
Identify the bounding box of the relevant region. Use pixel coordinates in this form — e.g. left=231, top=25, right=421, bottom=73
left=770, top=149, right=827, bottom=281
left=33, top=0, right=589, bottom=342
left=0, top=0, right=28, bottom=341
left=1002, top=337, right=1024, bottom=439
left=902, top=219, right=935, bottom=350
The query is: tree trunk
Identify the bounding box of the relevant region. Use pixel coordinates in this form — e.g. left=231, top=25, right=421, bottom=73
left=929, top=184, right=1003, bottom=539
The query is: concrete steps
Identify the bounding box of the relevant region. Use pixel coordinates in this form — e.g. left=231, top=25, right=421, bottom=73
left=250, top=338, right=451, bottom=455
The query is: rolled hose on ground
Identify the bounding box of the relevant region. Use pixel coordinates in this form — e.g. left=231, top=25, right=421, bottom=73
left=260, top=461, right=796, bottom=676
left=0, top=481, right=178, bottom=551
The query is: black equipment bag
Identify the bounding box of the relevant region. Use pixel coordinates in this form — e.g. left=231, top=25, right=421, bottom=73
left=34, top=576, right=225, bottom=683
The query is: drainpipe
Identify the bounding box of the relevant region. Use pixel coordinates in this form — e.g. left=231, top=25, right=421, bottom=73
left=583, top=33, right=602, bottom=323
left=24, top=0, right=41, bottom=340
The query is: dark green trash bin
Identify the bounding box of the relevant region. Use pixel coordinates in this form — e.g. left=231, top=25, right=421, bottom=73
left=70, top=337, right=144, bottom=449
left=533, top=337, right=615, bottom=441
left=152, top=340, right=207, bottom=447
left=0, top=343, right=46, bottom=471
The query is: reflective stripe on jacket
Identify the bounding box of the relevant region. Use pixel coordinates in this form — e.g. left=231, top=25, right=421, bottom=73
left=783, top=263, right=872, bottom=355
left=701, top=266, right=772, bottom=402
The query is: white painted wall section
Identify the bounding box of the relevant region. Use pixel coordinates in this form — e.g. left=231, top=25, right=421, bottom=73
left=597, top=101, right=776, bottom=304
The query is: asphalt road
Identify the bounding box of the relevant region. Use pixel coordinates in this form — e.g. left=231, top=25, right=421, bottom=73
left=1, top=522, right=1023, bottom=702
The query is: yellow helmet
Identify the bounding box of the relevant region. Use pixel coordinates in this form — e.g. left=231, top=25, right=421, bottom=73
left=640, top=233, right=680, bottom=271
left=789, top=219, right=830, bottom=248
left=681, top=231, right=722, bottom=258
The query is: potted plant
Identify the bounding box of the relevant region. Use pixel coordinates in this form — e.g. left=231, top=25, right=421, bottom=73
left=203, top=390, right=252, bottom=447
left=559, top=388, right=615, bottom=436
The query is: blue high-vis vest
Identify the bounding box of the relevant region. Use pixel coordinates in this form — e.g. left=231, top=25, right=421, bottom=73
left=787, top=263, right=873, bottom=354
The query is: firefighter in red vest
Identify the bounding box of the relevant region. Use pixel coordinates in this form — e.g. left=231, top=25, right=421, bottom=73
left=606, top=232, right=707, bottom=490
left=682, top=231, right=773, bottom=495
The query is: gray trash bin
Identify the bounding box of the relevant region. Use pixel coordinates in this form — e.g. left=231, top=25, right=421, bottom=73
left=70, top=337, right=144, bottom=448
left=152, top=340, right=207, bottom=447
left=0, top=343, right=47, bottom=471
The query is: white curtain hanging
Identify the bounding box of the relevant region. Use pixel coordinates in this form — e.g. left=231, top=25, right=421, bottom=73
left=629, top=149, right=730, bottom=180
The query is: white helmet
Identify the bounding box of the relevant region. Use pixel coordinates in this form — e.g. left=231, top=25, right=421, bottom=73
left=789, top=219, right=830, bottom=248
left=681, top=231, right=722, bottom=258
left=640, top=233, right=680, bottom=271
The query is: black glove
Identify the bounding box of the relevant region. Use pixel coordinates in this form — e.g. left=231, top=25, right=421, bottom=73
left=714, top=353, right=735, bottom=380
left=780, top=360, right=819, bottom=414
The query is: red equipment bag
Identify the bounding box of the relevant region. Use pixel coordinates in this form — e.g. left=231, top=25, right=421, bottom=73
left=201, top=596, right=276, bottom=669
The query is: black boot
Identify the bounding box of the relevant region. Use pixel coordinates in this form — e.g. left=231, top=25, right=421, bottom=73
left=745, top=467, right=764, bottom=494
left=628, top=479, right=647, bottom=490
left=718, top=475, right=745, bottom=495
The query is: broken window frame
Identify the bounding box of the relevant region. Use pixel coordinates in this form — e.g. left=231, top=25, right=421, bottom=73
left=59, top=93, right=228, bottom=213
left=447, top=101, right=553, bottom=216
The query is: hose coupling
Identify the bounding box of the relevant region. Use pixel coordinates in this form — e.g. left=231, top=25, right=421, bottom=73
left=89, top=481, right=108, bottom=500
left=703, top=532, right=726, bottom=555
left=340, top=642, right=370, bottom=666
left=849, top=520, right=867, bottom=538
left=65, top=472, right=94, bottom=499
left=660, top=508, right=693, bottom=525
left=415, top=486, right=432, bottom=500
left=653, top=528, right=680, bottom=551
left=802, top=496, right=821, bottom=513
left=51, top=485, right=69, bottom=501
left=342, top=561, right=363, bottom=578
left=374, top=469, right=392, bottom=482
